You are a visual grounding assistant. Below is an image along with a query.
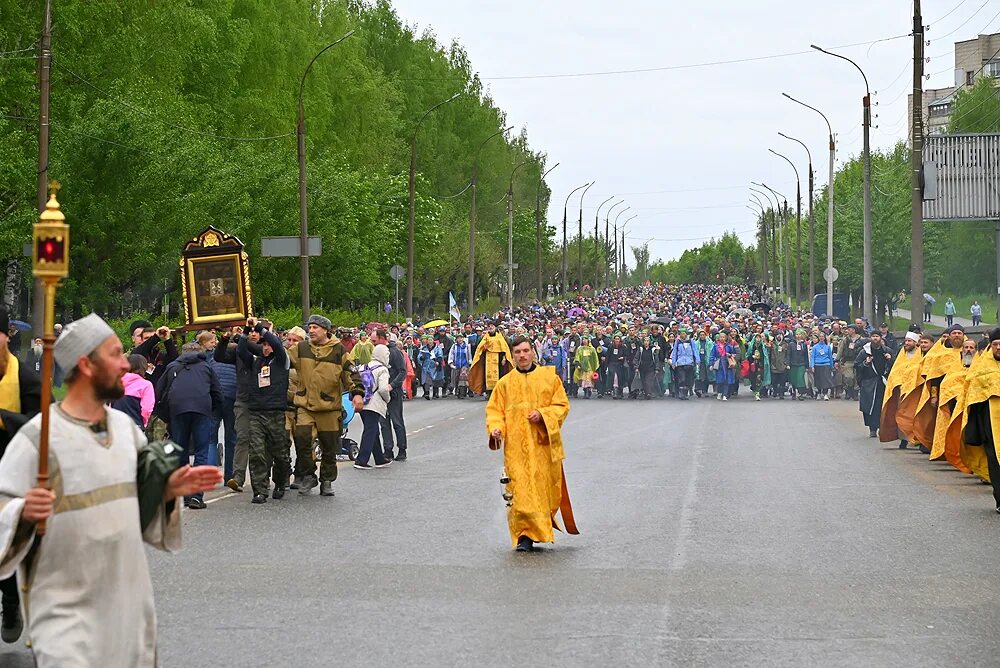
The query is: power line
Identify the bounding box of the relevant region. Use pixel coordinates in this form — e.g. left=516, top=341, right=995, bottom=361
left=934, top=0, right=992, bottom=40
left=53, top=60, right=295, bottom=142
left=930, top=0, right=971, bottom=24
left=470, top=34, right=910, bottom=82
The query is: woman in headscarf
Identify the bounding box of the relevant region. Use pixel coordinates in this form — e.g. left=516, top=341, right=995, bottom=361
left=810, top=331, right=835, bottom=401
left=573, top=336, right=600, bottom=399
left=606, top=334, right=629, bottom=399
left=707, top=332, right=738, bottom=401
left=633, top=335, right=661, bottom=399
left=745, top=327, right=771, bottom=402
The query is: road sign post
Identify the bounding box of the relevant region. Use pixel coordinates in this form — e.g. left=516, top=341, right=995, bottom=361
left=389, top=264, right=405, bottom=318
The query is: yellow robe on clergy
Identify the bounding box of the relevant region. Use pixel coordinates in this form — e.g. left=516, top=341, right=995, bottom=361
left=879, top=347, right=922, bottom=442
left=930, top=362, right=973, bottom=474
left=485, top=365, right=577, bottom=547
left=960, top=351, right=999, bottom=482
left=469, top=332, right=512, bottom=394
left=911, top=338, right=963, bottom=448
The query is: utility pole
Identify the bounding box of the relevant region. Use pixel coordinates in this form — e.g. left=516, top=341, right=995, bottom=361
left=535, top=163, right=558, bottom=302
left=34, top=0, right=53, bottom=332
left=469, top=125, right=511, bottom=314
left=577, top=182, right=594, bottom=290
left=911, top=0, right=925, bottom=326
left=562, top=182, right=589, bottom=296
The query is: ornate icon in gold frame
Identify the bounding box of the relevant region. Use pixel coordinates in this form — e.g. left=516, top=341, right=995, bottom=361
left=180, top=226, right=253, bottom=327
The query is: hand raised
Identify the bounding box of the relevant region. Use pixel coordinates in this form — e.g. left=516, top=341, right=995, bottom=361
left=165, top=465, right=223, bottom=501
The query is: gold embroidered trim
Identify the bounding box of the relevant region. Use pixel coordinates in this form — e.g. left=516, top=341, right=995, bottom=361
left=55, top=481, right=136, bottom=514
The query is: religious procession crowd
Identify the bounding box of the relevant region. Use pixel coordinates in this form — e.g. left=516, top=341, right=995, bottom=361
left=3, top=283, right=1000, bottom=663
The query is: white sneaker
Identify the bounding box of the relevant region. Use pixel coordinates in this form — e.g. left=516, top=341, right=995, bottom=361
left=717, top=393, right=722, bottom=400
left=722, top=395, right=728, bottom=401
left=824, top=395, right=829, bottom=401
left=754, top=394, right=761, bottom=401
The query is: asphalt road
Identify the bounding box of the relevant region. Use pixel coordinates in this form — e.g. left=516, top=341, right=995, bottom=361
left=3, top=391, right=1000, bottom=667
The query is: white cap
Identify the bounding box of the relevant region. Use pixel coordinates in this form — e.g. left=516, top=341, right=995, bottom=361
left=904, top=331, right=920, bottom=342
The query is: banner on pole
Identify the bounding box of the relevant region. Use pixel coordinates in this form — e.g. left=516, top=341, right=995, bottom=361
left=449, top=292, right=461, bottom=321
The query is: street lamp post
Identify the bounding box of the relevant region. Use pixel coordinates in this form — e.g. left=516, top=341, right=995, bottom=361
left=297, top=30, right=354, bottom=322
left=469, top=125, right=513, bottom=314
left=783, top=93, right=835, bottom=317
left=562, top=182, right=590, bottom=296
left=407, top=92, right=461, bottom=317
left=594, top=195, right=615, bottom=293
left=604, top=200, right=625, bottom=289
left=620, top=216, right=637, bottom=285
left=811, top=45, right=872, bottom=324
left=751, top=184, right=779, bottom=293
left=769, top=148, right=801, bottom=305
left=755, top=183, right=787, bottom=301
left=507, top=161, right=530, bottom=309
left=535, top=162, right=559, bottom=302
left=779, top=131, right=814, bottom=306
left=577, top=182, right=595, bottom=290
left=748, top=195, right=769, bottom=284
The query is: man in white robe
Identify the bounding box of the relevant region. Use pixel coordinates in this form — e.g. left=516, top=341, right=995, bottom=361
left=0, top=314, right=220, bottom=667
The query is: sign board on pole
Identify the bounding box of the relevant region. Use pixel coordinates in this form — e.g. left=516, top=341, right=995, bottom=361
left=822, top=267, right=839, bottom=283
left=261, top=236, right=322, bottom=257
left=389, top=264, right=405, bottom=281
left=922, top=134, right=1000, bottom=221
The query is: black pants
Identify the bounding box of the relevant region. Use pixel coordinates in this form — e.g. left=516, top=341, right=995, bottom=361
left=0, top=575, right=17, bottom=614
left=982, top=438, right=1000, bottom=509
left=674, top=365, right=693, bottom=397
left=380, top=390, right=407, bottom=455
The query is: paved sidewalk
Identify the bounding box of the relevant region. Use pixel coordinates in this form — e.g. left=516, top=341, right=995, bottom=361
left=895, top=308, right=990, bottom=329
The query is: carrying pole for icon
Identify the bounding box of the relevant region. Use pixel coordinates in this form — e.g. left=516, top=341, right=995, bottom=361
left=32, top=182, right=70, bottom=536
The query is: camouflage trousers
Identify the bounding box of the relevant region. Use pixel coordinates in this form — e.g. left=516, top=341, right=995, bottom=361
left=145, top=414, right=169, bottom=443
left=248, top=410, right=292, bottom=496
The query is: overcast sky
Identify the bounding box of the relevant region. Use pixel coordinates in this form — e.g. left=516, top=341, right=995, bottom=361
left=389, top=0, right=996, bottom=265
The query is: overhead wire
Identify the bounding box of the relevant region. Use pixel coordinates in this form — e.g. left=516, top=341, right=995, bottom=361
left=933, top=0, right=992, bottom=40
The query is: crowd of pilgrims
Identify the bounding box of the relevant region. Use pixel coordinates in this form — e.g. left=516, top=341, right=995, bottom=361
left=391, top=284, right=902, bottom=404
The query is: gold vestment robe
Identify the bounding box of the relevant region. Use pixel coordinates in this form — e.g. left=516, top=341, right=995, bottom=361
left=912, top=339, right=963, bottom=447
left=960, top=351, right=999, bottom=482
left=930, top=363, right=973, bottom=473
left=879, top=348, right=922, bottom=442
left=485, top=365, right=577, bottom=547
left=469, top=333, right=512, bottom=394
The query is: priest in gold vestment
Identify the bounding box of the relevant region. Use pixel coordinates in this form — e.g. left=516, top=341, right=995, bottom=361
left=469, top=322, right=512, bottom=398
left=880, top=331, right=922, bottom=448
left=963, top=328, right=1000, bottom=514
left=486, top=336, right=577, bottom=552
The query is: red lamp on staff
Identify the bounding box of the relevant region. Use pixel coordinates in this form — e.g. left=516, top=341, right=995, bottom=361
left=32, top=181, right=69, bottom=535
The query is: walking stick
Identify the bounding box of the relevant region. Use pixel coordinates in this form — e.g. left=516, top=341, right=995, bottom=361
left=32, top=182, right=70, bottom=536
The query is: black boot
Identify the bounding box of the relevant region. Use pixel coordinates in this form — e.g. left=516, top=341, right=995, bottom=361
left=898, top=439, right=908, bottom=450
left=515, top=536, right=534, bottom=552
left=1, top=601, right=23, bottom=644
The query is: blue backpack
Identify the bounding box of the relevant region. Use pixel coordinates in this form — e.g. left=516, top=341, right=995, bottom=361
left=359, top=362, right=381, bottom=405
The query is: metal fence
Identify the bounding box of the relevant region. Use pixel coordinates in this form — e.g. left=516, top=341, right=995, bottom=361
left=922, top=133, right=1000, bottom=221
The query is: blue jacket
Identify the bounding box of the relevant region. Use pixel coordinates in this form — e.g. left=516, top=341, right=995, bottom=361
left=543, top=342, right=568, bottom=377
left=158, top=352, right=222, bottom=419
left=207, top=354, right=237, bottom=401
left=707, top=342, right=737, bottom=385
left=670, top=338, right=700, bottom=367
left=418, top=345, right=444, bottom=382
left=810, top=343, right=834, bottom=367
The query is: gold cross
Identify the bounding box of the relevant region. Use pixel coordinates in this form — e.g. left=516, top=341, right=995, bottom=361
left=48, top=180, right=61, bottom=198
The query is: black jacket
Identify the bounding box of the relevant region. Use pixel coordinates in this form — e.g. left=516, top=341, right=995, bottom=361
left=157, top=352, right=222, bottom=420
left=133, top=335, right=179, bottom=387
left=387, top=342, right=407, bottom=393
left=0, top=361, right=42, bottom=459
left=214, top=334, right=263, bottom=403
left=239, top=330, right=289, bottom=411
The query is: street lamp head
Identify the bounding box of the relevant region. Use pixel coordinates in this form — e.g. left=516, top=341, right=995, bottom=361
left=809, top=44, right=825, bottom=53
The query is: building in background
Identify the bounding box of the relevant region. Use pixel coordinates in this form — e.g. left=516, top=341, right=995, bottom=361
left=909, top=32, right=1000, bottom=136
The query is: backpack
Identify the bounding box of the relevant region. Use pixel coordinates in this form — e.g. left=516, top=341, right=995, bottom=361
left=359, top=362, right=381, bottom=405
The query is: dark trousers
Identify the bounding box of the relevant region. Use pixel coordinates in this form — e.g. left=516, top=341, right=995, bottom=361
left=380, top=391, right=407, bottom=456
left=357, top=411, right=387, bottom=466
left=220, top=397, right=237, bottom=482
left=0, top=575, right=17, bottom=615
left=674, top=365, right=693, bottom=397
left=248, top=410, right=291, bottom=495
left=170, top=411, right=217, bottom=501
left=946, top=314, right=954, bottom=326
left=232, top=401, right=252, bottom=485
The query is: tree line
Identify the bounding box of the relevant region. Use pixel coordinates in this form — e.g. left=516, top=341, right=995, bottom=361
left=0, top=0, right=595, bottom=321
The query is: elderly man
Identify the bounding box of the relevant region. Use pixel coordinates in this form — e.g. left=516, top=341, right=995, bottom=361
left=0, top=313, right=219, bottom=665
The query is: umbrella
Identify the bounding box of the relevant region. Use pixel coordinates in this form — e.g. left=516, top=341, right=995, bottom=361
left=567, top=307, right=587, bottom=318
left=9, top=319, right=31, bottom=332
left=421, top=319, right=449, bottom=329
left=749, top=302, right=770, bottom=313
left=617, top=312, right=634, bottom=321
left=729, top=308, right=752, bottom=318
left=922, top=293, right=936, bottom=305
left=649, top=316, right=673, bottom=327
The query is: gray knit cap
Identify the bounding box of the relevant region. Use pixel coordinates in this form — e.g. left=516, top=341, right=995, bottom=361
left=306, top=314, right=332, bottom=332
left=54, top=313, right=117, bottom=372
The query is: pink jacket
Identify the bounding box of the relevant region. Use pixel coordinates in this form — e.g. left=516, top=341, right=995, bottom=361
left=122, top=372, right=156, bottom=427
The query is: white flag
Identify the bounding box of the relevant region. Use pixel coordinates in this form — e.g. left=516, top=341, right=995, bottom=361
left=449, top=292, right=461, bottom=321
